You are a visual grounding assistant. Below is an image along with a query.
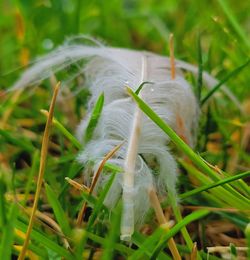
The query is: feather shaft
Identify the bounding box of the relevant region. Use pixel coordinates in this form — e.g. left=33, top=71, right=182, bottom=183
left=121, top=56, right=147, bottom=241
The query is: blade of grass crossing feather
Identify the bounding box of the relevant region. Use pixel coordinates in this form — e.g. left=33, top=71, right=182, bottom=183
left=45, top=183, right=71, bottom=236
left=83, top=92, right=104, bottom=143
left=127, top=88, right=250, bottom=208
left=201, top=59, right=250, bottom=105
left=217, top=0, right=250, bottom=48
left=18, top=83, right=60, bottom=260
left=135, top=81, right=153, bottom=95
left=15, top=219, right=73, bottom=259
left=0, top=203, right=19, bottom=259
left=40, top=109, right=81, bottom=149
left=75, top=172, right=118, bottom=258
left=127, top=87, right=220, bottom=181
left=102, top=203, right=122, bottom=260
left=87, top=171, right=117, bottom=229
left=77, top=142, right=124, bottom=225
left=151, top=210, right=209, bottom=259
left=180, top=170, right=250, bottom=199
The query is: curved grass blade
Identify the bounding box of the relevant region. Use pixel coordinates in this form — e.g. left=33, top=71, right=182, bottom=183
left=135, top=81, right=153, bottom=95
left=102, top=203, right=122, bottom=260
left=151, top=209, right=209, bottom=259
left=129, top=227, right=165, bottom=260
left=127, top=87, right=250, bottom=209
left=15, top=219, right=73, bottom=259
left=217, top=0, right=250, bottom=48
left=83, top=92, right=104, bottom=143
left=245, top=223, right=250, bottom=258
left=0, top=129, right=34, bottom=152
left=14, top=234, right=48, bottom=258
left=127, top=87, right=220, bottom=181
left=196, top=33, right=203, bottom=103
left=180, top=160, right=250, bottom=209
left=0, top=203, right=19, bottom=259
left=76, top=172, right=119, bottom=258
left=201, top=59, right=250, bottom=105
left=24, top=150, right=39, bottom=203
left=180, top=170, right=250, bottom=199
left=45, top=183, right=71, bottom=236
left=0, top=179, right=7, bottom=228
left=87, top=170, right=117, bottom=229
left=130, top=210, right=209, bottom=259
left=40, top=109, right=81, bottom=150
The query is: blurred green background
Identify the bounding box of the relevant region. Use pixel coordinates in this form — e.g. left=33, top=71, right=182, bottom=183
left=0, top=2, right=249, bottom=259
left=0, top=0, right=249, bottom=98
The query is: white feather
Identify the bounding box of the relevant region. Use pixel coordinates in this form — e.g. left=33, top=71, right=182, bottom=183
left=12, top=37, right=233, bottom=240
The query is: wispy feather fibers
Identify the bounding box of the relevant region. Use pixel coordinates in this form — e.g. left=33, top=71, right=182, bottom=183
left=12, top=38, right=233, bottom=240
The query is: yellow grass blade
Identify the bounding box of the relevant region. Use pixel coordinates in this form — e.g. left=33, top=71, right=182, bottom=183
left=18, top=82, right=60, bottom=260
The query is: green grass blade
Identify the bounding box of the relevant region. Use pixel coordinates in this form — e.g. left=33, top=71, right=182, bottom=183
left=151, top=210, right=209, bottom=259
left=75, top=171, right=119, bottom=258
left=127, top=87, right=219, bottom=181
left=245, top=223, right=250, bottom=258
left=83, top=92, right=104, bottom=143
left=218, top=212, right=248, bottom=230
left=129, top=227, right=165, bottom=260
left=229, top=243, right=237, bottom=259
left=45, top=183, right=71, bottom=236
left=196, top=33, right=203, bottom=103
left=127, top=87, right=250, bottom=207
left=181, top=160, right=250, bottom=209
left=217, top=0, right=250, bottom=48
left=130, top=210, right=209, bottom=259
left=87, top=171, right=117, bottom=229
left=40, top=109, right=81, bottom=149
left=14, top=235, right=48, bottom=258
left=180, top=170, right=250, bottom=199
left=24, top=150, right=40, bottom=203
left=0, top=203, right=19, bottom=259
left=102, top=203, right=122, bottom=260
left=0, top=129, right=34, bottom=152
left=135, top=81, right=153, bottom=95
left=201, top=59, right=250, bottom=105
left=0, top=179, right=7, bottom=228
left=15, top=219, right=73, bottom=259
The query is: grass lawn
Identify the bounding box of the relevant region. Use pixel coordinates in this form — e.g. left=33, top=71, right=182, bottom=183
left=0, top=0, right=249, bottom=259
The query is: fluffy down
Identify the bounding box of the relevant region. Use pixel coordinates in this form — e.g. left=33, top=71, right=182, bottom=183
left=12, top=40, right=205, bottom=230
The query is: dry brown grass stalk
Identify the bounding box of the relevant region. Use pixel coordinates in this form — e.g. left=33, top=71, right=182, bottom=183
left=18, top=82, right=60, bottom=260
